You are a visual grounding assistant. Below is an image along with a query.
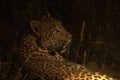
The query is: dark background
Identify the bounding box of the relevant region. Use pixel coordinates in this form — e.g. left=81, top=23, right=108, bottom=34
left=0, top=0, right=120, bottom=79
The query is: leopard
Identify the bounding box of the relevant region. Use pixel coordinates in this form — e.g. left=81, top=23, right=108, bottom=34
left=14, top=15, right=116, bottom=80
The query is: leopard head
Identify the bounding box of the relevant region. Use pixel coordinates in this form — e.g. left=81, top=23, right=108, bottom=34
left=30, top=16, right=72, bottom=53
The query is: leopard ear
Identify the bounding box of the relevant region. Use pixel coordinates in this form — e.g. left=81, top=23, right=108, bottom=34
left=30, top=20, right=40, bottom=35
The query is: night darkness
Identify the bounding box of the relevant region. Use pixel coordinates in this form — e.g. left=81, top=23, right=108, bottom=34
left=0, top=0, right=120, bottom=79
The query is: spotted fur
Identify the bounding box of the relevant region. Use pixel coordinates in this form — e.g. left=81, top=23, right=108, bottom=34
left=15, top=16, right=115, bottom=80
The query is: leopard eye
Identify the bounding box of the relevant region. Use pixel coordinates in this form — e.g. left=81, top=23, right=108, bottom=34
left=53, top=23, right=62, bottom=33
